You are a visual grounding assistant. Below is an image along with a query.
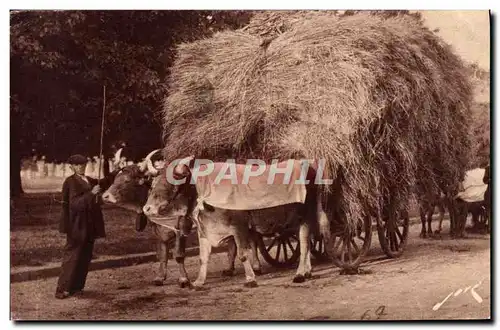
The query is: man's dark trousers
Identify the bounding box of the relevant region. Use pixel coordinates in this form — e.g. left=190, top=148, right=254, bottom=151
left=56, top=238, right=95, bottom=294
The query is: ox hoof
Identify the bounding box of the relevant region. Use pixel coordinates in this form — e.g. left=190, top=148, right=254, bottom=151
left=178, top=279, right=191, bottom=289
left=340, top=268, right=360, bottom=275
left=192, top=280, right=205, bottom=290
left=293, top=275, right=306, bottom=283
left=221, top=269, right=235, bottom=277
left=244, top=281, right=258, bottom=288
left=434, top=230, right=441, bottom=235
left=304, top=272, right=312, bottom=279
left=153, top=278, right=165, bottom=286
left=192, top=285, right=204, bottom=291
left=419, top=232, right=427, bottom=239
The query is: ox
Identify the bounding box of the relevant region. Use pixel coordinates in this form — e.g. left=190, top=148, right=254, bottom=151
left=419, top=191, right=447, bottom=238
left=142, top=156, right=330, bottom=288
left=419, top=166, right=490, bottom=238
left=102, top=150, right=262, bottom=287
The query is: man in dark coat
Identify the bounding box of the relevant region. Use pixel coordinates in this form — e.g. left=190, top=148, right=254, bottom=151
left=55, top=154, right=113, bottom=299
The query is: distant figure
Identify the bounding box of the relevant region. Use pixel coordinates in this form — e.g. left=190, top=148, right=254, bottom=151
left=55, top=154, right=114, bottom=299
left=37, top=156, right=46, bottom=178
left=91, top=156, right=98, bottom=178
left=46, top=160, right=55, bottom=177
left=92, top=156, right=104, bottom=179
left=42, top=156, right=49, bottom=176
left=20, top=158, right=31, bottom=179
left=54, top=162, right=65, bottom=178
left=84, top=157, right=94, bottom=178
left=29, top=155, right=38, bottom=179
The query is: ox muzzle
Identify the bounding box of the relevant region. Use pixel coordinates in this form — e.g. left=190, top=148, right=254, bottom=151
left=102, top=190, right=117, bottom=204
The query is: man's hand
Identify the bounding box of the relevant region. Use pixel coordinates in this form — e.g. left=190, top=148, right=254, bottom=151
left=91, top=185, right=102, bottom=195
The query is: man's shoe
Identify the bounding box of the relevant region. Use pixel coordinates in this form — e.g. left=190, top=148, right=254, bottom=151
left=55, top=291, right=71, bottom=299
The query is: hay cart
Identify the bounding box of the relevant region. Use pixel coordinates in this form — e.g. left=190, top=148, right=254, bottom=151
left=162, top=13, right=473, bottom=272
left=318, top=208, right=410, bottom=270
left=254, top=208, right=410, bottom=270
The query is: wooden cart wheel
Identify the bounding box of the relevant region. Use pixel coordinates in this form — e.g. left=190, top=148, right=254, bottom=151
left=310, top=235, right=330, bottom=262
left=256, top=231, right=301, bottom=268
left=377, top=209, right=410, bottom=258
left=326, top=216, right=372, bottom=271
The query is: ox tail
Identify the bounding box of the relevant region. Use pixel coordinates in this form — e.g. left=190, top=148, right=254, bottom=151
left=317, top=192, right=330, bottom=241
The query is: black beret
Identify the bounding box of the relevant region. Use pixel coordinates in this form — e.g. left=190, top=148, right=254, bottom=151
left=67, top=154, right=87, bottom=165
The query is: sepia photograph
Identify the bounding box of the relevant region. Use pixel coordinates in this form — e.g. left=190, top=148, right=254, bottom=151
left=9, top=7, right=491, bottom=321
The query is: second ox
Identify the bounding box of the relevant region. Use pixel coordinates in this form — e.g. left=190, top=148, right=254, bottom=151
left=101, top=149, right=263, bottom=288
left=142, top=156, right=331, bottom=288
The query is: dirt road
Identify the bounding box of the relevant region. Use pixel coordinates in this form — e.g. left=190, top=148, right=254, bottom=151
left=11, top=222, right=491, bottom=320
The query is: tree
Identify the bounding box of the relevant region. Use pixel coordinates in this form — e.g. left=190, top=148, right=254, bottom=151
left=10, top=96, right=23, bottom=198
left=10, top=10, right=252, bottom=196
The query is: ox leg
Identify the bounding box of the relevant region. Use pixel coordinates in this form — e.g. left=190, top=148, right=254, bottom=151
left=153, top=239, right=168, bottom=286
left=174, top=233, right=191, bottom=288
left=221, top=239, right=237, bottom=277
left=249, top=230, right=262, bottom=275
left=304, top=249, right=312, bottom=279
left=293, top=223, right=311, bottom=283
left=485, top=187, right=491, bottom=234
left=419, top=205, right=427, bottom=238
left=479, top=207, right=487, bottom=234
left=452, top=199, right=467, bottom=238
left=435, top=204, right=445, bottom=234
left=192, top=236, right=212, bottom=289
left=487, top=208, right=491, bottom=234
left=447, top=198, right=461, bottom=238
left=458, top=201, right=468, bottom=238
left=426, top=207, right=434, bottom=237
left=232, top=230, right=257, bottom=288
left=471, top=206, right=479, bottom=230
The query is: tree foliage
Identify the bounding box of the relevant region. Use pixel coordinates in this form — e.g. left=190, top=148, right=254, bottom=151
left=11, top=10, right=252, bottom=161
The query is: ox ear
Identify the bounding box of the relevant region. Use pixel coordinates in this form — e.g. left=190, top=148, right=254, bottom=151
left=173, top=155, right=195, bottom=178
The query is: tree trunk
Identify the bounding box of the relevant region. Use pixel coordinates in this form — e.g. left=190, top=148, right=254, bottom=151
left=10, top=151, right=23, bottom=198
left=10, top=105, right=23, bottom=198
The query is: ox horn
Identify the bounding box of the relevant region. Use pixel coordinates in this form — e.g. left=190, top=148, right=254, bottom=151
left=113, top=148, right=123, bottom=165
left=143, top=149, right=161, bottom=175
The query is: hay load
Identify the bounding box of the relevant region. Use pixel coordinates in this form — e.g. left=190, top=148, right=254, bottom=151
left=468, top=65, right=490, bottom=168
left=469, top=101, right=490, bottom=168
left=242, top=10, right=341, bottom=37
left=241, top=10, right=422, bottom=38
left=162, top=13, right=473, bottom=229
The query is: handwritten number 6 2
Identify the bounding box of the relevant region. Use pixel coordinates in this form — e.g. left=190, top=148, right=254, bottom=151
left=361, top=306, right=387, bottom=320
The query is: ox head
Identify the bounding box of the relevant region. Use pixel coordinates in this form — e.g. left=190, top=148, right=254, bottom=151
left=102, top=149, right=163, bottom=213
left=142, top=155, right=197, bottom=219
